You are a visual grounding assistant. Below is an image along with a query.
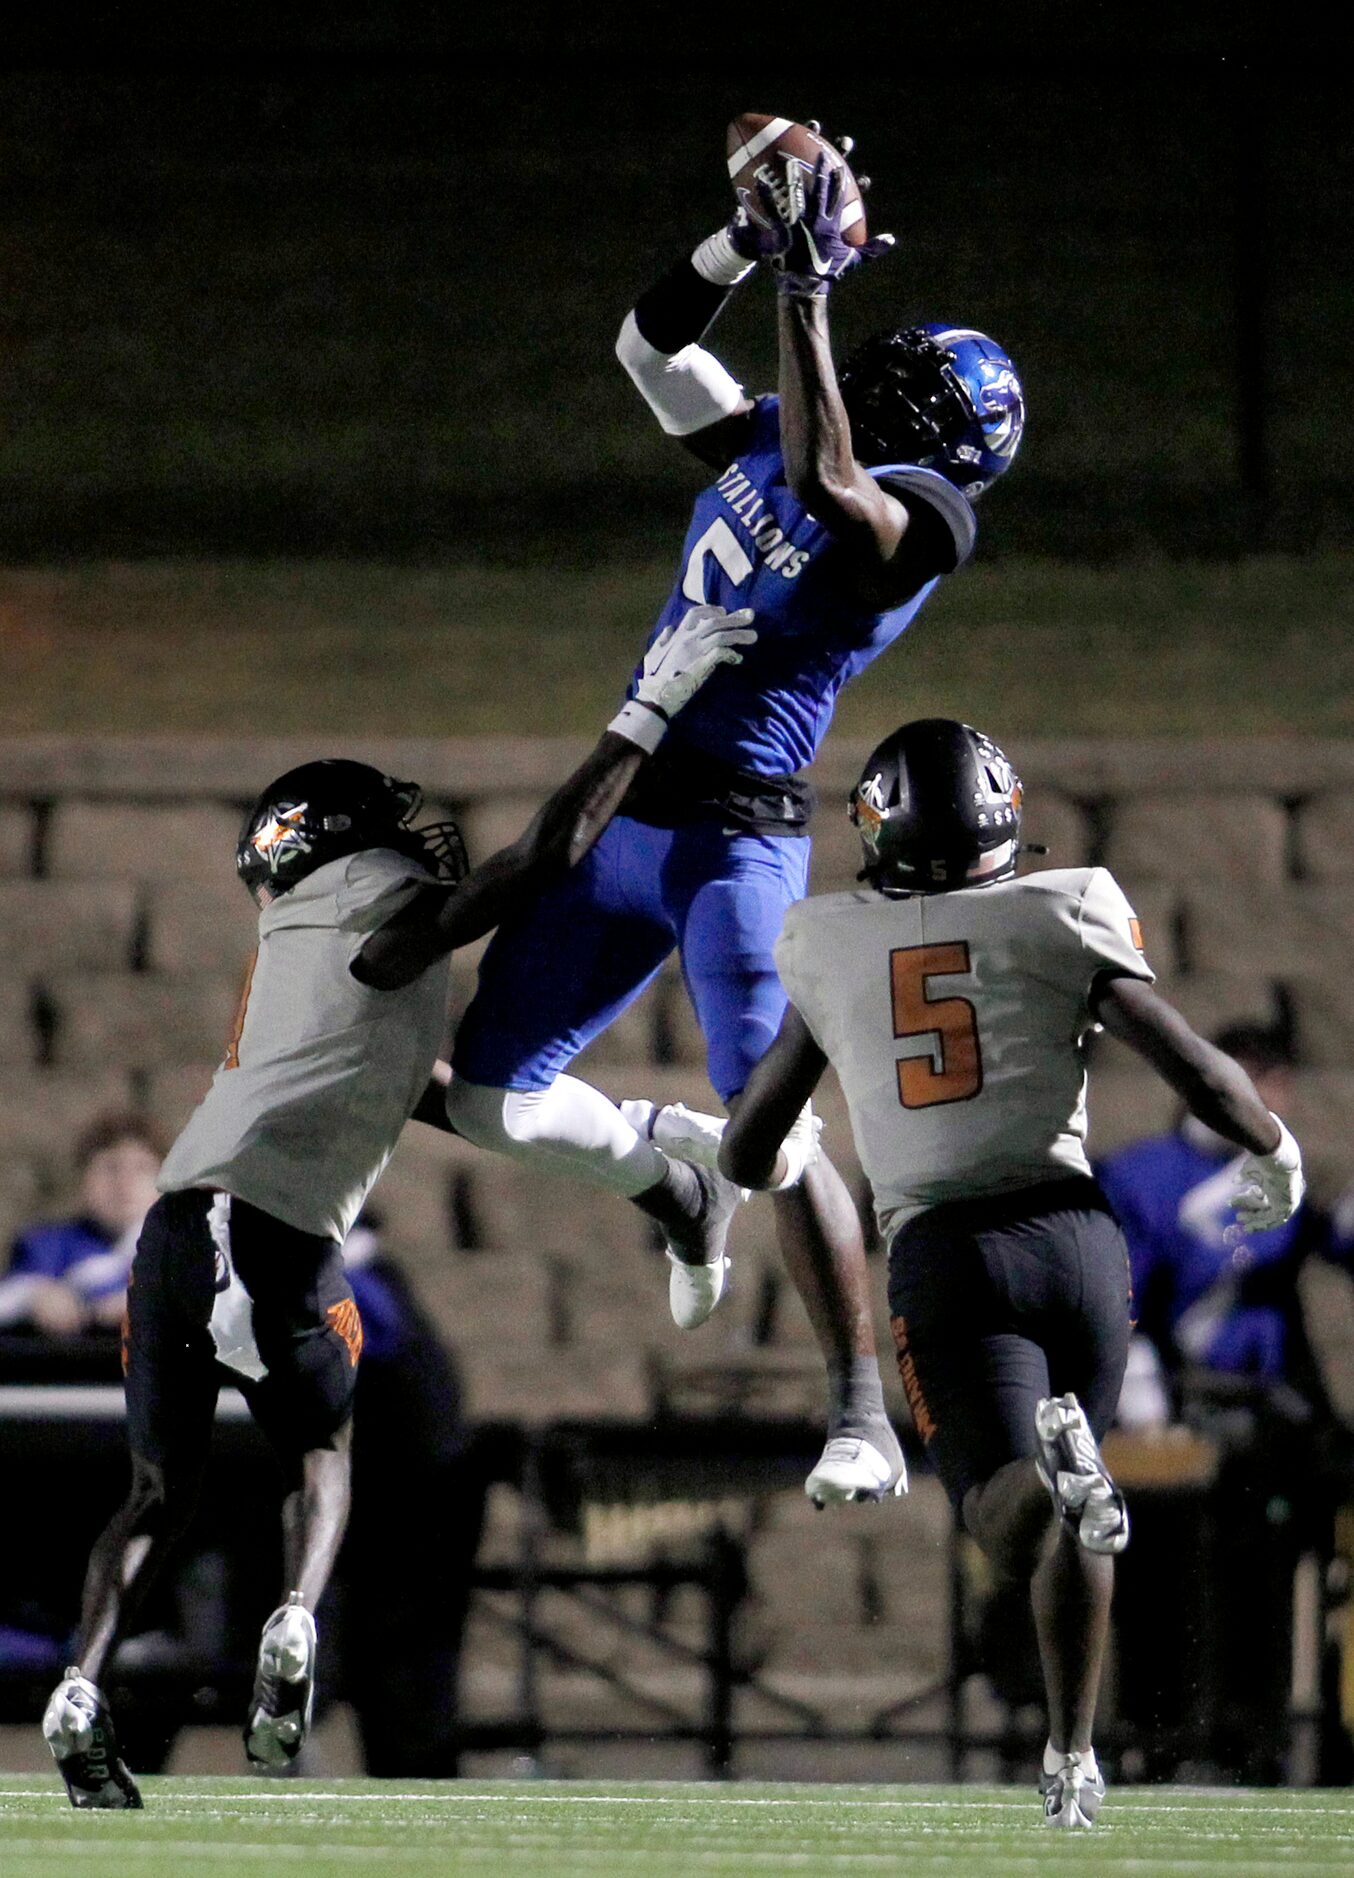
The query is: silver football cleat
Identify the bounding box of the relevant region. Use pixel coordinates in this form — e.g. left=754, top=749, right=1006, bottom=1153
left=1040, top=1749, right=1106, bottom=1828
left=1034, top=1393, right=1129, bottom=1555
left=245, top=1596, right=317, bottom=1770
left=667, top=1247, right=731, bottom=1329
left=43, top=1669, right=142, bottom=1809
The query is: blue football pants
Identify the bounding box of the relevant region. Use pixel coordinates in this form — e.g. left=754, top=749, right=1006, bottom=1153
left=451, top=815, right=811, bottom=1104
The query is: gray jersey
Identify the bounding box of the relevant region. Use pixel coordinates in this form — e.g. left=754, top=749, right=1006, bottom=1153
left=158, top=849, right=448, bottom=1243
left=775, top=867, right=1153, bottom=1241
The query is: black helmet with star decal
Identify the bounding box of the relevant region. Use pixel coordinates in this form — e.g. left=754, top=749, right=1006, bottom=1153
left=849, top=719, right=1024, bottom=894
left=236, top=759, right=467, bottom=900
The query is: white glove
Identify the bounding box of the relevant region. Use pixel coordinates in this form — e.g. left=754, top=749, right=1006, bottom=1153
left=608, top=604, right=756, bottom=754
left=1232, top=1115, right=1305, bottom=1234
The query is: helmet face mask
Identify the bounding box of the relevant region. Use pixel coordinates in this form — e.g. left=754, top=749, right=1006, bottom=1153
left=415, top=818, right=470, bottom=888
left=839, top=324, right=1025, bottom=496
left=236, top=759, right=467, bottom=901
left=849, top=719, right=1024, bottom=895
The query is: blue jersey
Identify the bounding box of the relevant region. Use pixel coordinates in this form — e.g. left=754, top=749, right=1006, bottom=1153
left=630, top=395, right=976, bottom=777
left=0, top=1215, right=134, bottom=1328
left=1096, top=1130, right=1350, bottom=1381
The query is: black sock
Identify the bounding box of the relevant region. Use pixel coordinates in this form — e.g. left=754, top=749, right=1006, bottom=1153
left=631, top=1153, right=704, bottom=1233
left=827, top=1355, right=887, bottom=1432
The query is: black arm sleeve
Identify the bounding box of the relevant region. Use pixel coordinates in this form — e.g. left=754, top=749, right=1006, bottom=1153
left=632, top=257, right=738, bottom=355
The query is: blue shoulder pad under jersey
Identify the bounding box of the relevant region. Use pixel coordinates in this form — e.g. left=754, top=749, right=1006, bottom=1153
left=629, top=396, right=976, bottom=777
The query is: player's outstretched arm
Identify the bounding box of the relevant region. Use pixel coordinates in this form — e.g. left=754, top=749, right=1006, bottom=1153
left=352, top=604, right=755, bottom=990
left=720, top=1006, right=828, bottom=1190
left=778, top=288, right=903, bottom=553
left=1093, top=975, right=1304, bottom=1231
left=761, top=154, right=959, bottom=601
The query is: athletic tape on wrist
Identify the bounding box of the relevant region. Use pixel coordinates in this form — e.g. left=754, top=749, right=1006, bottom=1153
left=1268, top=1113, right=1302, bottom=1170
left=691, top=227, right=756, bottom=288
left=608, top=699, right=667, bottom=755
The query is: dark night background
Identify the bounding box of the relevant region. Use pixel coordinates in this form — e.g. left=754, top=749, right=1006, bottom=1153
left=2, top=3, right=1346, bottom=564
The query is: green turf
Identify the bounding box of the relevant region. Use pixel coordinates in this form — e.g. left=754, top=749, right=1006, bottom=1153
left=2, top=1777, right=1353, bottom=1878
left=4, top=551, right=1353, bottom=740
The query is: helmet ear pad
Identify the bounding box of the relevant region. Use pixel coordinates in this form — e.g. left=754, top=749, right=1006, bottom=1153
left=849, top=719, right=1023, bottom=894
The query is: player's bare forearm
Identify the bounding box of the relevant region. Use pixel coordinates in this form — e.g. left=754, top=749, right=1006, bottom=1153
left=720, top=1006, right=828, bottom=1188
left=778, top=295, right=855, bottom=493
left=354, top=734, right=644, bottom=989
left=777, top=296, right=906, bottom=561
left=357, top=605, right=756, bottom=988
left=1093, top=976, right=1281, bottom=1154
left=509, top=730, right=647, bottom=879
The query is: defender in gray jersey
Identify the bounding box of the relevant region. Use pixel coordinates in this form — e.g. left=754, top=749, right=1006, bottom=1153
left=718, top=719, right=1305, bottom=1829
left=41, top=602, right=756, bottom=1810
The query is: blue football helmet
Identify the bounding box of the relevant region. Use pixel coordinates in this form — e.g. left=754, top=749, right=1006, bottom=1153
left=839, top=323, right=1025, bottom=496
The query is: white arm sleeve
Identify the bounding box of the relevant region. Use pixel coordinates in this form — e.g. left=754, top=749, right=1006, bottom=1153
left=616, top=310, right=747, bottom=438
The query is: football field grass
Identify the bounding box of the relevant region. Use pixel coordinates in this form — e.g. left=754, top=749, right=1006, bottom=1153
left=2, top=1777, right=1353, bottom=1878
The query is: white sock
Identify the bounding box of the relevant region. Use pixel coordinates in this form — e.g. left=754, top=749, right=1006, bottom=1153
left=446, top=1072, right=666, bottom=1197
left=1044, top=1740, right=1099, bottom=1780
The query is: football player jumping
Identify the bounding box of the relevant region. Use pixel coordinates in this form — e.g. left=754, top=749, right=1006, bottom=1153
left=40, top=601, right=754, bottom=1808
left=447, top=134, right=1025, bottom=1504
left=717, top=719, right=1306, bottom=1828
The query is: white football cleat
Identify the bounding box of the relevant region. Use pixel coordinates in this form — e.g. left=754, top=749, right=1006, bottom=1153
left=664, top=1163, right=742, bottom=1329
left=1041, top=1749, right=1106, bottom=1828
left=668, top=1247, right=730, bottom=1329
left=245, top=1596, right=317, bottom=1770
left=43, top=1669, right=142, bottom=1809
left=806, top=1431, right=907, bottom=1507
left=1035, top=1393, right=1129, bottom=1555
left=621, top=1097, right=725, bottom=1171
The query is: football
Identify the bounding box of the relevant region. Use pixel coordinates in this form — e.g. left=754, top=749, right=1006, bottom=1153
left=725, top=114, right=867, bottom=247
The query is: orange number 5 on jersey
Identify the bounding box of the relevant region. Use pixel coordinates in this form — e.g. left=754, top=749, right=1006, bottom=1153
left=889, top=942, right=983, bottom=1108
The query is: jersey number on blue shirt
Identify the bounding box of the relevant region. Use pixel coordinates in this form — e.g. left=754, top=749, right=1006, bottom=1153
left=682, top=517, right=754, bottom=604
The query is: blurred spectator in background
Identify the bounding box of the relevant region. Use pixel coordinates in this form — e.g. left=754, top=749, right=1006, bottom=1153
left=1097, top=1024, right=1351, bottom=1425
left=0, top=1113, right=165, bottom=1336
left=0, top=1113, right=165, bottom=1686
left=1097, top=1023, right=1354, bottom=1781
left=338, top=1213, right=487, bottom=1777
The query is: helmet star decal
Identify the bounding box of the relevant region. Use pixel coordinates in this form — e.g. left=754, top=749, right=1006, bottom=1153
left=851, top=771, right=887, bottom=849
left=250, top=804, right=312, bottom=871
left=235, top=760, right=467, bottom=901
